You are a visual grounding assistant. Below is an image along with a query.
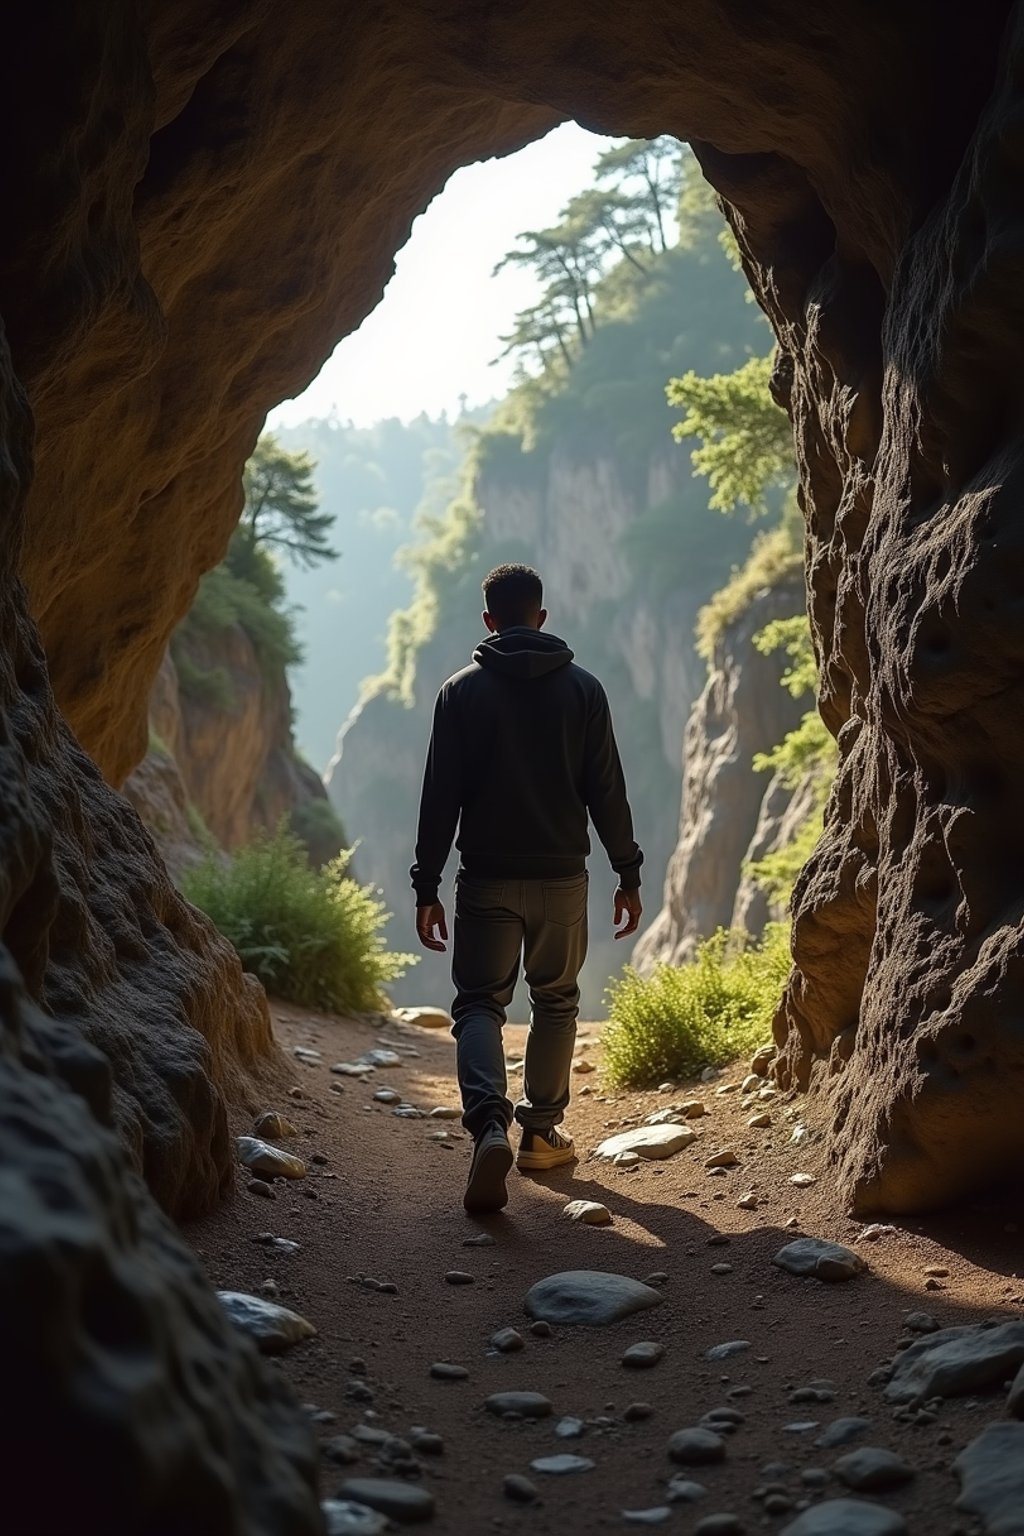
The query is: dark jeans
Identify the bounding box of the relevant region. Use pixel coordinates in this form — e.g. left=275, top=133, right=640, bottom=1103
left=451, top=871, right=589, bottom=1139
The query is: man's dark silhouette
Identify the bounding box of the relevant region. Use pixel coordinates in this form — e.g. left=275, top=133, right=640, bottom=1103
left=412, top=564, right=643, bottom=1213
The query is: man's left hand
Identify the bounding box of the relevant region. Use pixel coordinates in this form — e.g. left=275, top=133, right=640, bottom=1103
left=416, top=903, right=448, bottom=952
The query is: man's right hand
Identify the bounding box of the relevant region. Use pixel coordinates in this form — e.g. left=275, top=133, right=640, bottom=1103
left=416, top=902, right=448, bottom=953
left=613, top=886, right=642, bottom=940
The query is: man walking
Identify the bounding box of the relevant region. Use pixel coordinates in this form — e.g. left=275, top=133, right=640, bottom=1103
left=411, top=563, right=643, bottom=1213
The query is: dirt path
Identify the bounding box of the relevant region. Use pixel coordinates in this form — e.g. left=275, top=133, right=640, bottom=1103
left=189, top=1005, right=1022, bottom=1534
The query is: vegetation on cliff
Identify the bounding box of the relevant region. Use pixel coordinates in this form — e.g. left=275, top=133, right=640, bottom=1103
left=183, top=828, right=414, bottom=1014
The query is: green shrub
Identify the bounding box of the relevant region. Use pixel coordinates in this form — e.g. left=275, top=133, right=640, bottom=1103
left=289, top=796, right=347, bottom=869
left=601, top=925, right=791, bottom=1087
left=183, top=827, right=416, bottom=1014
left=172, top=652, right=236, bottom=710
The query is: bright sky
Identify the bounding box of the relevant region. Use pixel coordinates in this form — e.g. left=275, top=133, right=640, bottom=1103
left=267, top=123, right=616, bottom=429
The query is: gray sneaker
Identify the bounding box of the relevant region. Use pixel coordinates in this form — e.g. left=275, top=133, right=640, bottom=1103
left=464, top=1122, right=513, bottom=1213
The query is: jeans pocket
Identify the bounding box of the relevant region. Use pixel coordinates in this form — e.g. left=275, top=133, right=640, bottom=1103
left=542, top=874, right=588, bottom=927
left=456, top=875, right=505, bottom=915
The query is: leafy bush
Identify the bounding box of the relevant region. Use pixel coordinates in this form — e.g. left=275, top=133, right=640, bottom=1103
left=183, top=557, right=302, bottom=674
left=601, top=925, right=790, bottom=1087
left=695, top=518, right=803, bottom=660
left=172, top=651, right=236, bottom=710
left=183, top=828, right=416, bottom=1014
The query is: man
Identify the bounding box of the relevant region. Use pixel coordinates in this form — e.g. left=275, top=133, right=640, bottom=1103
left=411, top=563, right=643, bottom=1214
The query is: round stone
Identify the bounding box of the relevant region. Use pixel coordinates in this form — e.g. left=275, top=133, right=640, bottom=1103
left=525, top=1271, right=664, bottom=1327
left=335, top=1479, right=435, bottom=1524
left=772, top=1238, right=866, bottom=1283
left=485, top=1391, right=552, bottom=1419
left=596, top=1125, right=696, bottom=1160
left=564, top=1199, right=612, bottom=1225
left=236, top=1136, right=306, bottom=1180
left=320, top=1499, right=389, bottom=1535
left=668, top=1428, right=727, bottom=1465
left=530, top=1454, right=595, bottom=1475
left=503, top=1474, right=539, bottom=1504
left=622, top=1340, right=665, bottom=1369
left=694, top=1517, right=744, bottom=1536
left=253, top=1110, right=298, bottom=1138
left=833, top=1448, right=915, bottom=1491
left=778, top=1501, right=908, bottom=1535
left=429, top=1362, right=468, bottom=1381
left=490, top=1327, right=524, bottom=1353
left=216, top=1291, right=316, bottom=1354
left=444, top=1270, right=474, bottom=1285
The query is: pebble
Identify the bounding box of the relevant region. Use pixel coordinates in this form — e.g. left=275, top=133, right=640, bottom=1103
left=564, top=1199, right=613, bottom=1225
left=784, top=1423, right=820, bottom=1434
left=643, top=1272, right=670, bottom=1287
left=322, top=1434, right=361, bottom=1464
left=408, top=1428, right=443, bottom=1455
left=694, top=1518, right=744, bottom=1536
left=751, top=1044, right=776, bottom=1074
left=622, top=1509, right=672, bottom=1526
left=834, top=1448, right=914, bottom=1492
left=331, top=1062, right=375, bottom=1077
left=246, top=1178, right=275, bottom=1198
left=429, top=1362, right=468, bottom=1381
left=615, top=1151, right=642, bottom=1167
left=667, top=1477, right=707, bottom=1502
left=320, top=1499, right=389, bottom=1536
left=253, top=1110, right=298, bottom=1138
left=700, top=1066, right=721, bottom=1082
left=373, top=1088, right=402, bottom=1104
left=361, top=1048, right=402, bottom=1068
left=883, top=1319, right=1024, bottom=1404
left=530, top=1320, right=553, bottom=1338
left=463, top=1232, right=496, bottom=1247
left=668, top=1428, right=727, bottom=1465
left=503, top=1474, right=540, bottom=1504
left=554, top=1416, right=586, bottom=1439
left=746, top=1111, right=772, bottom=1128
left=903, top=1311, right=939, bottom=1334
left=701, top=1407, right=744, bottom=1435
left=954, top=1420, right=1024, bottom=1532
left=800, top=1469, right=828, bottom=1488
left=430, top=1105, right=461, bottom=1119
left=622, top=1341, right=664, bottom=1369
left=705, top=1148, right=739, bottom=1168
left=923, top=1265, right=949, bottom=1277
left=706, top=1341, right=751, bottom=1361
left=596, top=1125, right=696, bottom=1160
left=485, top=1391, right=553, bottom=1419
left=491, top=1327, right=525, bottom=1353
left=858, top=1223, right=896, bottom=1242
left=525, top=1271, right=663, bottom=1327
left=287, top=1086, right=304, bottom=1099
left=710, top=1262, right=734, bottom=1275
left=572, top=1056, right=595, bottom=1073
left=335, top=1479, right=435, bottom=1524
left=657, top=1081, right=675, bottom=1093
left=773, top=1238, right=866, bottom=1283
left=216, top=1291, right=316, bottom=1354
left=645, top=1108, right=687, bottom=1125
left=715, top=1082, right=738, bottom=1095
left=681, top=1100, right=707, bottom=1117
left=445, top=1270, right=474, bottom=1285
left=236, top=1136, right=307, bottom=1180
left=779, top=1500, right=907, bottom=1535
left=390, top=1005, right=453, bottom=1029
left=624, top=1402, right=654, bottom=1422
left=530, top=1454, right=594, bottom=1475
left=815, top=1417, right=872, bottom=1449
left=736, top=1192, right=758, bottom=1210
left=392, top=1106, right=423, bottom=1119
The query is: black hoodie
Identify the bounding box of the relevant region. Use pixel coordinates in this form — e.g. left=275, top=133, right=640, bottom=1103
left=411, top=627, right=643, bottom=903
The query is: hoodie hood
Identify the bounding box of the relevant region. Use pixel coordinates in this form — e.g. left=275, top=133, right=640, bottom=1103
left=472, top=626, right=574, bottom=679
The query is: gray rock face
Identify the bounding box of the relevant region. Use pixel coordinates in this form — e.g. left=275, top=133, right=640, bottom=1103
left=772, top=1238, right=866, bottom=1283
left=954, top=1421, right=1024, bottom=1535
left=236, top=1135, right=307, bottom=1179
left=525, top=1271, right=664, bottom=1326
left=833, top=1448, right=914, bottom=1491
left=216, top=1291, right=317, bottom=1354
left=780, top=1503, right=907, bottom=1536
left=883, top=1320, right=1024, bottom=1404
left=667, top=1428, right=727, bottom=1465
left=815, top=1417, right=872, bottom=1449
left=485, top=1391, right=553, bottom=1419
left=1009, top=1360, right=1024, bottom=1418
left=336, top=1479, right=436, bottom=1524
left=595, top=1125, right=696, bottom=1159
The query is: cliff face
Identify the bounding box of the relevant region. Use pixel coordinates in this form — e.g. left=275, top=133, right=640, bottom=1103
left=125, top=639, right=339, bottom=871
left=2, top=4, right=1024, bottom=1524
left=636, top=567, right=808, bottom=971
left=329, top=438, right=733, bottom=1016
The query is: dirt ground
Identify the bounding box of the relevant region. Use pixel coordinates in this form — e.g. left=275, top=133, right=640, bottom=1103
left=188, top=1005, right=1023, bottom=1535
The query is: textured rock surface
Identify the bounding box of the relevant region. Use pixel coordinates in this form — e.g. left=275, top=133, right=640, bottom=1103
left=954, top=1422, right=1024, bottom=1535
left=636, top=568, right=806, bottom=970
left=882, top=1320, right=1024, bottom=1405
left=0, top=957, right=320, bottom=1532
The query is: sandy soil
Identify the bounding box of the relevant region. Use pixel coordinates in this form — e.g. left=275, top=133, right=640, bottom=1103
left=188, top=1005, right=1023, bottom=1534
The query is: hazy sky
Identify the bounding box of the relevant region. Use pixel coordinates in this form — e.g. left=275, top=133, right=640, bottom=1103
left=267, top=123, right=615, bottom=430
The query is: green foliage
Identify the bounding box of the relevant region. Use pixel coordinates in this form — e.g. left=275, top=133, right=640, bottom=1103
left=602, top=926, right=790, bottom=1087
left=182, top=555, right=303, bottom=677
left=696, top=522, right=803, bottom=659
left=240, top=433, right=338, bottom=568
left=668, top=354, right=793, bottom=516
left=183, top=827, right=416, bottom=1014
left=172, top=649, right=236, bottom=710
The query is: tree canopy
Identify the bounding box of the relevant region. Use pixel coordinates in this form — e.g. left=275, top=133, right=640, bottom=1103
left=667, top=354, right=794, bottom=517
left=238, top=433, right=338, bottom=568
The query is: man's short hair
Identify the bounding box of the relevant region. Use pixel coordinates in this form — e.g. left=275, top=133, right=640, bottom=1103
left=482, top=563, right=543, bottom=627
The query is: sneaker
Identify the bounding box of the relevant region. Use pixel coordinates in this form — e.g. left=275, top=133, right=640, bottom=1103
left=516, top=1125, right=576, bottom=1172
left=464, top=1122, right=513, bottom=1213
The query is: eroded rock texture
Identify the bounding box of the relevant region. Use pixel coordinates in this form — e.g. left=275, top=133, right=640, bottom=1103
left=0, top=953, right=320, bottom=1533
